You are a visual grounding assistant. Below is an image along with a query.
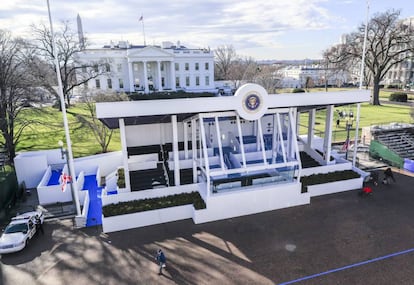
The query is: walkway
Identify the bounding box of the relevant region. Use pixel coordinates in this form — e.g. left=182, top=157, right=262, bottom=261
left=83, top=174, right=103, bottom=227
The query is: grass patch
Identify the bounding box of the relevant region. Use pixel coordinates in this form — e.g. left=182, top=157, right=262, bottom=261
left=299, top=102, right=413, bottom=142
left=13, top=104, right=120, bottom=158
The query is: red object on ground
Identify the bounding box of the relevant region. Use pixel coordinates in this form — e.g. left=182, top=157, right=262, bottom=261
left=362, top=186, right=372, bottom=194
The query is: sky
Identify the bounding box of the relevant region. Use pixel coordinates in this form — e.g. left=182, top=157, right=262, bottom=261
left=1, top=0, right=413, bottom=60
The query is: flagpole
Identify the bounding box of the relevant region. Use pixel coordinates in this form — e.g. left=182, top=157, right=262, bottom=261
left=46, top=0, right=81, bottom=217
left=359, top=0, right=369, bottom=90
left=353, top=0, right=370, bottom=166
left=140, top=15, right=146, bottom=46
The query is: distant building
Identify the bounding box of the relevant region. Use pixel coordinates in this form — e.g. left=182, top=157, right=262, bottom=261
left=382, top=17, right=414, bottom=88
left=75, top=41, right=215, bottom=94
left=279, top=65, right=349, bottom=88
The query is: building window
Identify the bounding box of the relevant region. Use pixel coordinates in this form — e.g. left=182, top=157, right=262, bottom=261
left=134, top=64, right=138, bottom=71
left=95, top=79, right=101, bottom=89
left=176, top=77, right=180, bottom=87
left=195, top=63, right=199, bottom=71
left=185, top=63, right=189, bottom=71
left=94, top=65, right=99, bottom=72
left=107, top=79, right=112, bottom=89
left=117, top=64, right=122, bottom=72
left=160, top=63, right=164, bottom=71
left=106, top=63, right=111, bottom=72
left=81, top=65, right=87, bottom=72
left=161, top=77, right=165, bottom=87
left=175, top=63, right=179, bottom=71
left=186, top=76, right=190, bottom=86
left=119, top=79, right=124, bottom=89
left=205, top=76, right=210, bottom=86
left=205, top=62, right=209, bottom=70
left=196, top=76, right=200, bottom=86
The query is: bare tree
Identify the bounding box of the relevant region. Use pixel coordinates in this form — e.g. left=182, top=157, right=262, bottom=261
left=29, top=21, right=110, bottom=108
left=76, top=91, right=128, bottom=153
left=253, top=65, right=281, bottom=93
left=228, top=56, right=260, bottom=88
left=324, top=10, right=414, bottom=105
left=0, top=30, right=40, bottom=163
left=214, top=45, right=237, bottom=80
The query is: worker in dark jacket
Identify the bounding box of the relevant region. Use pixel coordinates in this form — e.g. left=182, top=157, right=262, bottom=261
left=155, top=249, right=166, bottom=275
left=383, top=167, right=396, bottom=184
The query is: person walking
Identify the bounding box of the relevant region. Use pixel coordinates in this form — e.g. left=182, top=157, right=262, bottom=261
left=155, top=249, right=166, bottom=275
left=383, top=167, right=396, bottom=184
left=35, top=216, right=44, bottom=235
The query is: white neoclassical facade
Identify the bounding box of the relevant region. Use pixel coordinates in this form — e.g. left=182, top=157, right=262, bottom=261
left=76, top=41, right=215, bottom=94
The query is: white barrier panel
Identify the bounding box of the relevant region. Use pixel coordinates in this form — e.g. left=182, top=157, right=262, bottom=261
left=301, top=161, right=352, bottom=176
left=102, top=205, right=193, bottom=233
left=193, top=182, right=308, bottom=224
left=37, top=184, right=73, bottom=205
left=307, top=177, right=363, bottom=197
left=128, top=160, right=158, bottom=171
left=129, top=153, right=158, bottom=162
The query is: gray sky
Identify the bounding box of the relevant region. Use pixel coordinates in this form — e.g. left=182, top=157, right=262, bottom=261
left=1, top=0, right=413, bottom=60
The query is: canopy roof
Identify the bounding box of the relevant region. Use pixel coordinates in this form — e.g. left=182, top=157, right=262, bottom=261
left=96, top=89, right=371, bottom=129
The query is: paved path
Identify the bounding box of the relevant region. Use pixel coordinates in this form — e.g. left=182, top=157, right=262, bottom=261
left=2, top=171, right=414, bottom=285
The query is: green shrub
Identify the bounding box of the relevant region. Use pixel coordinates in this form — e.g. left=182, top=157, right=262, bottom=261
left=128, top=91, right=215, bottom=100
left=102, top=191, right=206, bottom=217
left=300, top=170, right=360, bottom=193
left=117, top=168, right=125, bottom=188
left=389, top=92, right=407, bottom=102
left=292, top=88, right=306, bottom=93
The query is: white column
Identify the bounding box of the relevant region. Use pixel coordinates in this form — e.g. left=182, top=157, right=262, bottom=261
left=307, top=109, right=316, bottom=148
left=277, top=113, right=287, bottom=163
left=323, top=105, right=334, bottom=164
left=170, top=61, right=176, bottom=91
left=192, top=119, right=197, bottom=183
left=215, top=117, right=225, bottom=171
left=236, top=115, right=246, bottom=168
left=119, top=118, right=131, bottom=192
left=257, top=119, right=267, bottom=163
left=296, top=111, right=301, bottom=140
left=288, top=108, right=302, bottom=179
left=143, top=61, right=149, bottom=93
left=172, top=115, right=180, bottom=186
left=199, top=118, right=211, bottom=197
left=272, top=114, right=278, bottom=164
left=352, top=103, right=361, bottom=166
left=184, top=122, right=189, bottom=159
left=157, top=61, right=163, bottom=91
left=128, top=61, right=134, bottom=92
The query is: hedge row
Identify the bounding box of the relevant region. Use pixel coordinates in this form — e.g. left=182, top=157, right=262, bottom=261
left=300, top=169, right=361, bottom=193
left=128, top=91, right=215, bottom=100
left=389, top=92, right=408, bottom=102
left=292, top=88, right=306, bottom=93
left=102, top=191, right=206, bottom=217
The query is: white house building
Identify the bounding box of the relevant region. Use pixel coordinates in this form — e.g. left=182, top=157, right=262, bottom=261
left=75, top=41, right=215, bottom=94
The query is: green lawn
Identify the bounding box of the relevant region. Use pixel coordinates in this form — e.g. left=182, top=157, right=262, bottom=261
left=299, top=102, right=413, bottom=142
left=16, top=104, right=120, bottom=158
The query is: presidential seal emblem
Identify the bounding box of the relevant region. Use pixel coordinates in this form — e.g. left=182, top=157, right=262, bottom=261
left=235, top=83, right=268, bottom=121
left=244, top=93, right=260, bottom=112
